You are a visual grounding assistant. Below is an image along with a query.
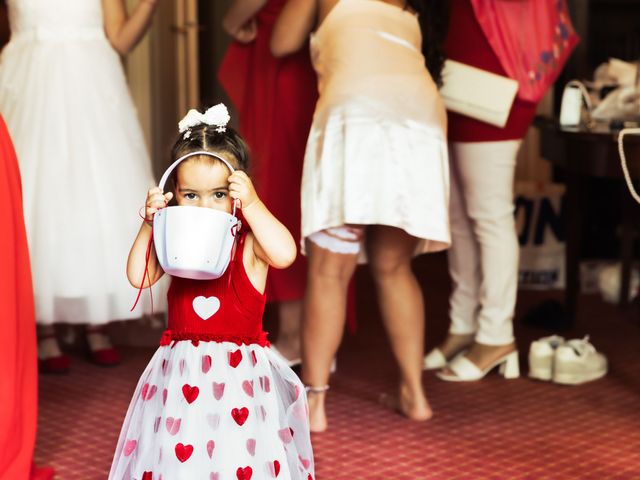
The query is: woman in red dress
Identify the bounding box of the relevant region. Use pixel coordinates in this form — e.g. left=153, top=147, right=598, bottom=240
left=0, top=115, right=53, bottom=480
left=218, top=0, right=318, bottom=366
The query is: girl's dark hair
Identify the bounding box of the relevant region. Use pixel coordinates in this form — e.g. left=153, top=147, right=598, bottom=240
left=170, top=123, right=250, bottom=171
left=406, top=0, right=449, bottom=87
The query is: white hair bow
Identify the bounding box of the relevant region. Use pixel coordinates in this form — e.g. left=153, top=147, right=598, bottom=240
left=178, top=103, right=231, bottom=135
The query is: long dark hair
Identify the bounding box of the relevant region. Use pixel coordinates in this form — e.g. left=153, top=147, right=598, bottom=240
left=406, top=0, right=449, bottom=87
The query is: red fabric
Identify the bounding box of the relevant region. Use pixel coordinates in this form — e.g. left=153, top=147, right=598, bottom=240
left=0, top=116, right=37, bottom=480
left=445, top=0, right=539, bottom=142
left=218, top=0, right=318, bottom=302
left=166, top=233, right=268, bottom=344
left=470, top=0, right=578, bottom=103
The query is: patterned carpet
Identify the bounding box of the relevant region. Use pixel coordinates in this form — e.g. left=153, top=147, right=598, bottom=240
left=35, top=254, right=640, bottom=479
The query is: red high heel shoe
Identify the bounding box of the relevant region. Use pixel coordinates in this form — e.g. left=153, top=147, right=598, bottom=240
left=37, top=334, right=70, bottom=374
left=30, top=463, right=55, bottom=480
left=86, top=326, right=121, bottom=367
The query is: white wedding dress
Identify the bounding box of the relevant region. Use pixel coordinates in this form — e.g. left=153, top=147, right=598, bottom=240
left=0, top=0, right=163, bottom=325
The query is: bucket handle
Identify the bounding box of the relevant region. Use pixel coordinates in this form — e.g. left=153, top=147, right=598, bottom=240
left=157, top=150, right=239, bottom=215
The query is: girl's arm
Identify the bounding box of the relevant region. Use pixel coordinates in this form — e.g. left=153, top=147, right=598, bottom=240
left=270, top=0, right=318, bottom=57
left=102, top=0, right=158, bottom=55
left=222, top=0, right=267, bottom=43
left=126, top=187, right=172, bottom=288
left=228, top=171, right=296, bottom=269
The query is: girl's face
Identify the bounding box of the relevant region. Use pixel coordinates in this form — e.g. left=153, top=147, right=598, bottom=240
left=175, top=156, right=233, bottom=213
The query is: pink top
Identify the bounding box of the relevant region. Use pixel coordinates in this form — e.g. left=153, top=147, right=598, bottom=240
left=161, top=233, right=269, bottom=346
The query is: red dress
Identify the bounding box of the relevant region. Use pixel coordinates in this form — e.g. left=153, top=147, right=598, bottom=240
left=445, top=0, right=538, bottom=142
left=218, top=0, right=318, bottom=302
left=0, top=116, right=37, bottom=479
left=109, top=234, right=314, bottom=479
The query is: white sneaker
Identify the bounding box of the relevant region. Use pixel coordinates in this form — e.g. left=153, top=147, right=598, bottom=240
left=528, top=335, right=565, bottom=381
left=553, top=336, right=607, bottom=385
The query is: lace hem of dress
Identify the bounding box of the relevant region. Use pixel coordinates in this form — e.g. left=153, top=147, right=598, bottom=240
left=159, top=329, right=270, bottom=347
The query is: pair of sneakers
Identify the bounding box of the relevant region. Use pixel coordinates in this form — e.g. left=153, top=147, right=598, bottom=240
left=528, top=335, right=607, bottom=385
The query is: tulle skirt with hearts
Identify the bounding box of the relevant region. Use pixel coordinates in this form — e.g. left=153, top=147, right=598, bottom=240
left=109, top=340, right=315, bottom=480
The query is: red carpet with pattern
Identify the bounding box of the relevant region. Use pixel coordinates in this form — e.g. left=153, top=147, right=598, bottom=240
left=35, top=254, right=640, bottom=479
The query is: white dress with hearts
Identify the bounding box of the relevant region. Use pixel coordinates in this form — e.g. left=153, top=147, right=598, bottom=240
left=109, top=234, right=315, bottom=480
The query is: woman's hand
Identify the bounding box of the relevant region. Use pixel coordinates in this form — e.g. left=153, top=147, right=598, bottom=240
left=228, top=171, right=259, bottom=210
left=226, top=17, right=258, bottom=43
left=145, top=187, right=173, bottom=222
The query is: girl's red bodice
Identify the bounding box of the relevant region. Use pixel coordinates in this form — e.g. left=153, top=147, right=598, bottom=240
left=161, top=233, right=269, bottom=346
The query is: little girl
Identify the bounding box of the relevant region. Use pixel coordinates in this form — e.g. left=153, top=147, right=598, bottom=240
left=109, top=105, right=315, bottom=480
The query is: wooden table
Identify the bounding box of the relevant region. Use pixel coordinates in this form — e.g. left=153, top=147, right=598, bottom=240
left=535, top=116, right=640, bottom=319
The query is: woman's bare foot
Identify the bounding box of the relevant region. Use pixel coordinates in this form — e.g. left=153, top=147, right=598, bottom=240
left=379, top=382, right=433, bottom=421
left=437, top=332, right=475, bottom=359
left=307, top=390, right=328, bottom=432
left=440, top=341, right=516, bottom=377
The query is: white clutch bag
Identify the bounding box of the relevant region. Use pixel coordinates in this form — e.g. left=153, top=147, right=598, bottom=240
left=439, top=59, right=519, bottom=128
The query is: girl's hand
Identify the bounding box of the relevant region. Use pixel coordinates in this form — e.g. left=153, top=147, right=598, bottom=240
left=228, top=171, right=259, bottom=209
left=145, top=187, right=173, bottom=222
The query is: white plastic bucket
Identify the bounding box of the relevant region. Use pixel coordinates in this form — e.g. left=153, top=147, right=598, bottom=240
left=153, top=151, right=240, bottom=280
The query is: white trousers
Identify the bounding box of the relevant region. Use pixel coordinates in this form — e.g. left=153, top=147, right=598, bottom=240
left=447, top=140, right=521, bottom=346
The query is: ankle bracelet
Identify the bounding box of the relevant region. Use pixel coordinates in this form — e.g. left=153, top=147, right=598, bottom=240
left=304, top=385, right=330, bottom=394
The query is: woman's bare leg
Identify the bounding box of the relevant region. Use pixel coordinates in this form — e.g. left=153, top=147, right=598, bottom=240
left=274, top=299, right=303, bottom=362
left=367, top=226, right=432, bottom=421
left=302, top=240, right=358, bottom=432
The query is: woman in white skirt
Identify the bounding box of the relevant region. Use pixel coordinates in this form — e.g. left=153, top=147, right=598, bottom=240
left=272, top=0, right=450, bottom=431
left=0, top=0, right=160, bottom=372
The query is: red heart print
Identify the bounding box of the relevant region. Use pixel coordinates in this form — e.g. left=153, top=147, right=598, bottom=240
left=259, top=376, right=271, bottom=393
left=299, top=456, right=311, bottom=469
left=246, top=438, right=256, bottom=456
left=268, top=460, right=281, bottom=477
left=206, top=440, right=215, bottom=459
left=142, top=472, right=152, bottom=480
left=123, top=439, right=137, bottom=456
left=162, top=388, right=168, bottom=406
left=202, top=355, right=212, bottom=373
left=165, top=417, right=181, bottom=435
left=236, top=466, right=253, bottom=480
left=153, top=416, right=161, bottom=433
left=308, top=475, right=313, bottom=480
left=278, top=428, right=293, bottom=443
left=175, top=443, right=194, bottom=463
left=210, top=473, right=219, bottom=480
left=231, top=407, right=249, bottom=426
left=212, top=382, right=225, bottom=400
left=141, top=383, right=157, bottom=400
left=229, top=349, right=243, bottom=368
left=161, top=359, right=169, bottom=375
left=257, top=405, right=267, bottom=422
left=250, top=350, right=258, bottom=366
left=179, top=358, right=186, bottom=375
left=242, top=380, right=254, bottom=397
left=182, top=384, right=199, bottom=404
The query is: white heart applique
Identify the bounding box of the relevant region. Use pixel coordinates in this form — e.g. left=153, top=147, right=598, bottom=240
left=192, top=296, right=221, bottom=320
